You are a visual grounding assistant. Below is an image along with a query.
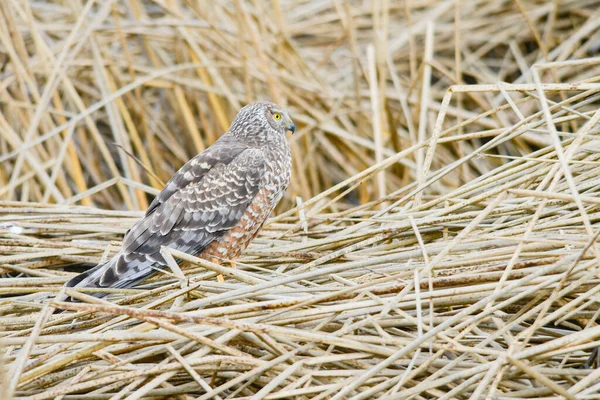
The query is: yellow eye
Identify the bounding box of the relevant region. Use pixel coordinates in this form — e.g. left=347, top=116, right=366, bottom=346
left=273, top=112, right=282, bottom=121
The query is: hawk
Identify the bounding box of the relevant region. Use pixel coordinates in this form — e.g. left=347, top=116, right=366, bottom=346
left=65, top=101, right=294, bottom=294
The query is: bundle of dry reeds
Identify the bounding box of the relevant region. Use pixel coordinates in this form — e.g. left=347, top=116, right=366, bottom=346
left=3, top=0, right=600, bottom=398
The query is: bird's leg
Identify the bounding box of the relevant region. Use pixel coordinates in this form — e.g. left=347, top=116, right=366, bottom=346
left=213, top=257, right=225, bottom=283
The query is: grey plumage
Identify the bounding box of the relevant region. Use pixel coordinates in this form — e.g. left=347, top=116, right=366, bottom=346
left=65, top=101, right=294, bottom=294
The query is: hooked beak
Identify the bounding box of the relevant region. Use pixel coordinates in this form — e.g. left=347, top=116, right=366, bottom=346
left=287, top=119, right=296, bottom=134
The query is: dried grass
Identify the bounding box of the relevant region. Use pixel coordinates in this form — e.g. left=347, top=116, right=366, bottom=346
left=2, top=0, right=600, bottom=398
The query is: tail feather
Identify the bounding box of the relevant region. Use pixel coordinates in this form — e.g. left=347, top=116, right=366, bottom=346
left=64, top=262, right=109, bottom=290
left=63, top=252, right=159, bottom=299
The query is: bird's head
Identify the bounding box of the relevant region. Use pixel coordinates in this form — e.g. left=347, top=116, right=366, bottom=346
left=228, top=101, right=295, bottom=144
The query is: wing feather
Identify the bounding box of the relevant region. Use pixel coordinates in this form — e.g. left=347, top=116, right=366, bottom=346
left=145, top=140, right=250, bottom=215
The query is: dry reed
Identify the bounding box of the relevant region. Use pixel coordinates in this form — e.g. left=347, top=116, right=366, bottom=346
left=2, top=0, right=600, bottom=398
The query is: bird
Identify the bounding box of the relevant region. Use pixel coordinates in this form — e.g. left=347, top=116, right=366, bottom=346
left=64, top=101, right=294, bottom=295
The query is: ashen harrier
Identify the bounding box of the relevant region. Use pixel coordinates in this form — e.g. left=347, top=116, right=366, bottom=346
left=65, top=101, right=294, bottom=294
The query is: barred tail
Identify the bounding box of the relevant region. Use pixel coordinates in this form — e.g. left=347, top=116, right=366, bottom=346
left=63, top=252, right=158, bottom=299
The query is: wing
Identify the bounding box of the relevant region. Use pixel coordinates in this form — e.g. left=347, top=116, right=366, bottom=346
left=124, top=148, right=267, bottom=257
left=145, top=139, right=250, bottom=216
left=66, top=147, right=267, bottom=291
